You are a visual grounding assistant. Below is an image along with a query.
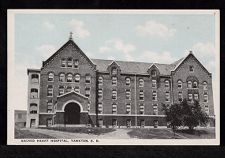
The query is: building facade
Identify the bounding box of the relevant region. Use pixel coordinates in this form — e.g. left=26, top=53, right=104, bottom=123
left=26, top=36, right=215, bottom=128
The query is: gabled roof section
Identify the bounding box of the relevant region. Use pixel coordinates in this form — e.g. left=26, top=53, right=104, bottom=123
left=172, top=52, right=211, bottom=75
left=57, top=90, right=88, bottom=99
left=42, top=39, right=96, bottom=69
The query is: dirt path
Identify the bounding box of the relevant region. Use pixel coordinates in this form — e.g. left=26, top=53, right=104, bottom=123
left=27, top=128, right=133, bottom=139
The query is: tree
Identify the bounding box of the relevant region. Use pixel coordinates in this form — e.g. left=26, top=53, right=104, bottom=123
left=162, top=103, right=183, bottom=137
left=181, top=99, right=209, bottom=131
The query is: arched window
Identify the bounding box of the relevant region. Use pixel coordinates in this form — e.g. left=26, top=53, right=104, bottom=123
left=75, top=74, right=80, bottom=82
left=125, top=77, right=131, bottom=86
left=59, top=73, right=65, bottom=82
left=193, top=81, right=198, bottom=88
left=139, top=78, right=144, bottom=87
left=31, top=74, right=39, bottom=83
left=98, top=76, right=103, bottom=86
left=67, top=74, right=73, bottom=82
left=178, top=80, right=182, bottom=88
left=187, top=81, right=192, bottom=88
left=112, top=67, right=117, bottom=75
left=67, top=58, right=73, bottom=68
left=165, top=80, right=170, bottom=88
left=30, top=88, right=38, bottom=98
left=203, top=81, right=208, bottom=90
left=151, top=70, right=157, bottom=77
left=48, top=72, right=54, bottom=82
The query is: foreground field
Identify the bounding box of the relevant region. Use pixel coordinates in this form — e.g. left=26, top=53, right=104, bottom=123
left=15, top=127, right=215, bottom=139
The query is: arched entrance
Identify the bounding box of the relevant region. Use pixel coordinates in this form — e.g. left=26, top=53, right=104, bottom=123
left=64, top=102, right=81, bottom=124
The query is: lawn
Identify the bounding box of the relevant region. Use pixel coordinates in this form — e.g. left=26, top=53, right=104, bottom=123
left=40, top=127, right=116, bottom=135
left=127, top=128, right=215, bottom=139
left=15, top=128, right=55, bottom=139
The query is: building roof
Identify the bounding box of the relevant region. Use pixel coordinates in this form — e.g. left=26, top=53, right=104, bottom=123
left=91, top=58, right=181, bottom=75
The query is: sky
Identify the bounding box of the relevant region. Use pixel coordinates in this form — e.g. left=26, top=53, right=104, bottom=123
left=13, top=11, right=217, bottom=110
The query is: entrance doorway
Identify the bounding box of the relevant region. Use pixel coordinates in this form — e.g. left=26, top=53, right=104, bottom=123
left=64, top=102, right=81, bottom=124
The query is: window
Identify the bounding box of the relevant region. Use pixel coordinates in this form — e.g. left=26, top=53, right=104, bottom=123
left=189, top=65, right=194, bottom=72
left=74, top=86, right=80, bottom=93
left=139, top=78, right=144, bottom=87
left=139, top=103, right=144, bottom=114
left=85, top=74, right=91, bottom=84
left=98, top=76, right=103, bottom=86
left=48, top=72, right=54, bottom=82
left=125, top=77, right=131, bottom=86
left=153, top=120, right=158, bottom=128
left=98, top=88, right=103, bottom=99
left=30, top=103, right=37, bottom=108
left=126, top=89, right=131, bottom=100
left=112, top=103, right=117, bottom=114
left=178, top=80, right=182, bottom=89
left=151, top=70, right=157, bottom=77
left=31, top=74, right=39, bottom=83
left=203, top=81, right=208, bottom=90
left=112, top=77, right=117, bottom=86
left=61, top=58, right=66, bottom=67
left=98, top=102, right=103, bottom=114
left=152, top=90, right=157, bottom=101
left=67, top=58, right=73, bottom=68
left=204, top=94, right=208, bottom=103
left=165, top=91, right=170, bottom=102
left=112, top=119, right=117, bottom=127
left=74, top=59, right=79, bottom=69
left=30, top=110, right=37, bottom=114
left=75, top=74, right=80, bottom=82
left=140, top=120, right=145, bottom=128
left=193, top=81, right=198, bottom=88
left=188, top=93, right=193, bottom=101
left=58, top=86, right=64, bottom=95
left=126, top=103, right=131, bottom=114
left=66, top=86, right=72, bottom=93
left=112, top=67, right=117, bottom=75
left=47, top=100, right=53, bottom=113
left=85, top=87, right=91, bottom=97
left=178, top=92, right=183, bottom=102
left=153, top=104, right=158, bottom=115
left=59, top=73, right=65, bottom=82
left=152, top=80, right=157, bottom=88
left=67, top=74, right=73, bottom=82
left=126, top=119, right=131, bottom=128
left=139, top=90, right=144, bottom=101
left=112, top=90, right=117, bottom=100
left=87, top=101, right=90, bottom=112
left=165, top=80, right=170, bottom=88
left=18, top=113, right=22, bottom=119
left=194, top=93, right=199, bottom=100
left=187, top=81, right=192, bottom=88
left=30, top=88, right=38, bottom=98
left=205, top=105, right=209, bottom=114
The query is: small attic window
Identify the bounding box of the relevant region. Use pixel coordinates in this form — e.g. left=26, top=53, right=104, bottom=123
left=61, top=59, right=66, bottom=67
left=189, top=65, right=194, bottom=72
left=151, top=70, right=157, bottom=77
left=67, top=58, right=73, bottom=68
left=112, top=67, right=117, bottom=75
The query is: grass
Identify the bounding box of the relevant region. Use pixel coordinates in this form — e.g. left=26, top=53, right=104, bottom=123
left=15, top=128, right=56, bottom=139
left=175, top=128, right=215, bottom=139
left=127, top=127, right=215, bottom=139
left=40, top=127, right=116, bottom=135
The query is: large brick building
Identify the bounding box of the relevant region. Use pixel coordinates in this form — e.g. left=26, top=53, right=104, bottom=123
left=26, top=34, right=215, bottom=128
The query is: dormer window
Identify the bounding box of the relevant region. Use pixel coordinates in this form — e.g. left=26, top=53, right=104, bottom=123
left=189, top=65, right=194, bottom=72
left=112, top=67, right=117, bottom=75
left=74, top=59, right=79, bottom=69
left=139, top=78, right=144, bottom=87
left=67, top=58, right=73, bottom=68
left=151, top=70, right=157, bottom=77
